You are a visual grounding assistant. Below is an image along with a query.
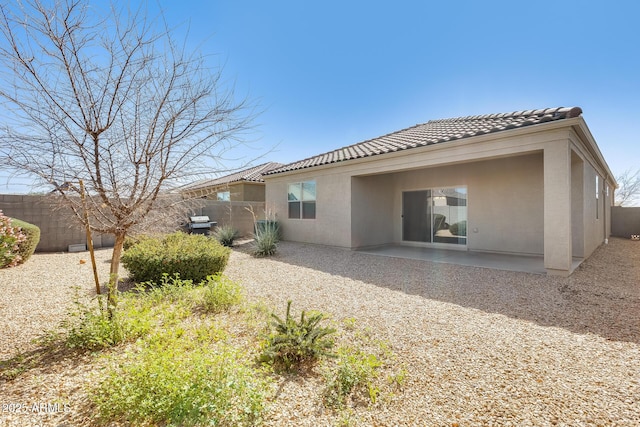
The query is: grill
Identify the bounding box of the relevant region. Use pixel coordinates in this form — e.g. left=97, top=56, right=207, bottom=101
left=187, top=215, right=217, bottom=235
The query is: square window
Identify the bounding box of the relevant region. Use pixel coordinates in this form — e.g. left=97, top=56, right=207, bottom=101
left=288, top=180, right=316, bottom=219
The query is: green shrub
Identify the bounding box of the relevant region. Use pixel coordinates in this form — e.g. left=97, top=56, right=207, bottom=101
left=200, top=274, right=243, bottom=313
left=92, top=328, right=270, bottom=426
left=259, top=300, right=336, bottom=371
left=10, top=218, right=40, bottom=265
left=252, top=224, right=279, bottom=257
left=214, top=225, right=239, bottom=247
left=449, top=220, right=467, bottom=236
left=121, top=232, right=230, bottom=284
left=323, top=346, right=383, bottom=408
left=123, top=234, right=155, bottom=251
left=62, top=294, right=152, bottom=351
left=0, top=210, right=26, bottom=268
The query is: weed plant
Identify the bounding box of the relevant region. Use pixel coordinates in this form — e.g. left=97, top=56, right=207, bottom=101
left=200, top=274, right=243, bottom=313
left=63, top=291, right=153, bottom=351
left=323, top=346, right=382, bottom=408
left=92, top=327, right=270, bottom=426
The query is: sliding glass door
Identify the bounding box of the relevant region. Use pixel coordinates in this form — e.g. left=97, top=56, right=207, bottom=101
left=402, top=187, right=467, bottom=245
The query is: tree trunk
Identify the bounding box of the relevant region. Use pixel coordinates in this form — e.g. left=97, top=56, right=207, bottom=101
left=107, top=232, right=126, bottom=316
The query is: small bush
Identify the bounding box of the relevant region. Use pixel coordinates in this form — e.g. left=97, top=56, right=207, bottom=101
left=214, top=225, right=239, bottom=247
left=123, top=234, right=155, bottom=251
left=323, top=346, right=383, bottom=408
left=259, top=300, right=336, bottom=371
left=200, top=274, right=243, bottom=313
left=92, top=328, right=270, bottom=426
left=449, top=220, right=467, bottom=236
left=10, top=218, right=40, bottom=265
left=253, top=224, right=279, bottom=257
left=63, top=294, right=151, bottom=351
left=121, top=232, right=230, bottom=284
left=64, top=302, right=126, bottom=350
left=0, top=211, right=26, bottom=268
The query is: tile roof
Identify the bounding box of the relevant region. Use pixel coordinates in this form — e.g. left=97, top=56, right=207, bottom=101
left=181, top=162, right=284, bottom=191
left=266, top=107, right=583, bottom=175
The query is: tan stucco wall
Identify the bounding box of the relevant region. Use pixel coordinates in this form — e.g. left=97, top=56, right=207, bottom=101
left=183, top=182, right=266, bottom=202
left=265, top=118, right=615, bottom=274
left=240, top=183, right=267, bottom=201
left=351, top=175, right=395, bottom=248
left=389, top=154, right=544, bottom=254
left=265, top=171, right=352, bottom=247
left=268, top=153, right=545, bottom=254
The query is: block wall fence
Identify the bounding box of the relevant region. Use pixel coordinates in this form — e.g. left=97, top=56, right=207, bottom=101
left=0, top=194, right=265, bottom=252
left=611, top=206, right=640, bottom=239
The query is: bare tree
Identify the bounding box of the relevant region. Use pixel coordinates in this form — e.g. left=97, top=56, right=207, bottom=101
left=0, top=0, right=254, bottom=306
left=615, top=169, right=640, bottom=207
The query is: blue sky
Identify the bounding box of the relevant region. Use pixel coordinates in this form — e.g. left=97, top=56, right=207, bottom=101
left=1, top=0, right=638, bottom=193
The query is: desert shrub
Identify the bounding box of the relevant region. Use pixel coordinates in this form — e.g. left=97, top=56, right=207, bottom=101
left=10, top=218, right=40, bottom=265
left=449, top=220, right=467, bottom=236
left=259, top=300, right=336, bottom=371
left=92, top=327, right=270, bottom=426
left=254, top=220, right=280, bottom=238
left=323, top=346, right=383, bottom=408
left=121, top=232, right=230, bottom=284
left=213, top=225, right=239, bottom=247
left=0, top=211, right=26, bottom=268
left=200, top=274, right=243, bottom=313
left=252, top=223, right=279, bottom=257
left=63, top=293, right=152, bottom=351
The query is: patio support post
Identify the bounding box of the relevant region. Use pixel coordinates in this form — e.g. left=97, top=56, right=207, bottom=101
left=543, top=140, right=573, bottom=275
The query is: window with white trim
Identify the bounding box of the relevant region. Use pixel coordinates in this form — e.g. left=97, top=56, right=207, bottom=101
left=288, top=181, right=316, bottom=219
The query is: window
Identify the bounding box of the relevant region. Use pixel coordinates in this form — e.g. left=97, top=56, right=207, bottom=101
left=217, top=191, right=230, bottom=201
left=288, top=181, right=316, bottom=219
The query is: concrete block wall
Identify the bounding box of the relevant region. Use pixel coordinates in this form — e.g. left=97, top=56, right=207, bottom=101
left=611, top=206, right=640, bottom=238
left=0, top=195, right=267, bottom=252
left=0, top=194, right=115, bottom=252
left=195, top=201, right=267, bottom=237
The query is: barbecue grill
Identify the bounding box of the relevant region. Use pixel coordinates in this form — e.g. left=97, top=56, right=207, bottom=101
left=187, top=215, right=216, bottom=235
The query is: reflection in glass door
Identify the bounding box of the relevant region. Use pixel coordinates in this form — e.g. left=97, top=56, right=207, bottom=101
left=402, top=187, right=467, bottom=245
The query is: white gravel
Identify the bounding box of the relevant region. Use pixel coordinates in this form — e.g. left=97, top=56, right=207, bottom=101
left=1, top=238, right=639, bottom=426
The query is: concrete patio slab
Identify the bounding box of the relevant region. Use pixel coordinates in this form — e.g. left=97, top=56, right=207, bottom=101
left=358, top=245, right=583, bottom=275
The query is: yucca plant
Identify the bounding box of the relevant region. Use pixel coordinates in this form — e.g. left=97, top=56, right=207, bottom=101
left=259, top=300, right=336, bottom=371
left=252, top=224, right=279, bottom=257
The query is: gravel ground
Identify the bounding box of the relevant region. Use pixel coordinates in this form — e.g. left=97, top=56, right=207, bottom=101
left=1, top=238, right=639, bottom=426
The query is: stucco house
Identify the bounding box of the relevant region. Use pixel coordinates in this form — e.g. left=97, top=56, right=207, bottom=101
left=264, top=107, right=616, bottom=276
left=180, top=162, right=283, bottom=202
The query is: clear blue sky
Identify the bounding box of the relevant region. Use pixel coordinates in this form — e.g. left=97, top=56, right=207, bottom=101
left=1, top=0, right=638, bottom=193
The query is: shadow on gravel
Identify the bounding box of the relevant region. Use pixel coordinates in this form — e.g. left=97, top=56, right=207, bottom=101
left=267, top=238, right=640, bottom=345
left=0, top=339, right=83, bottom=382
